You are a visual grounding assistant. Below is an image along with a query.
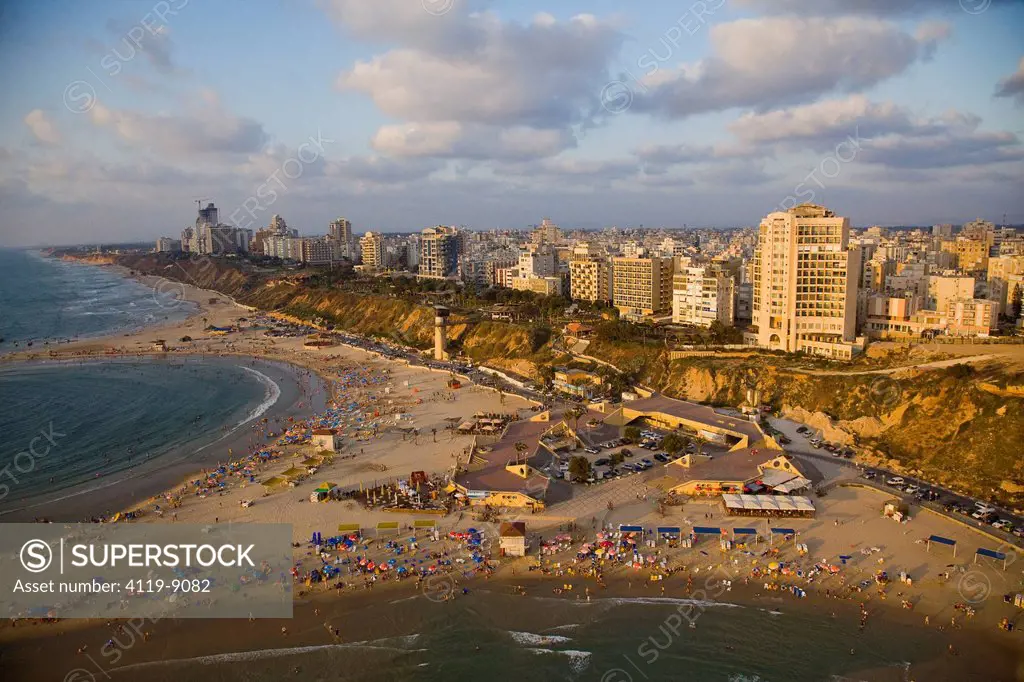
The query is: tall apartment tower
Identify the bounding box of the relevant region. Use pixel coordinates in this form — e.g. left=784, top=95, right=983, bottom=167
left=419, top=226, right=460, bottom=279
left=360, top=232, right=385, bottom=270
left=752, top=204, right=861, bottom=359
left=329, top=218, right=354, bottom=259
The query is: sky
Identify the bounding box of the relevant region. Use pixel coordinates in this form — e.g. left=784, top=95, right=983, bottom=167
left=0, top=0, right=1022, bottom=247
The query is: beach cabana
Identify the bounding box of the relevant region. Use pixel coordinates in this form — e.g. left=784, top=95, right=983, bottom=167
left=310, top=482, right=338, bottom=502
left=732, top=527, right=758, bottom=543
left=656, top=526, right=681, bottom=543
left=926, top=534, right=957, bottom=557
left=974, top=547, right=1009, bottom=569
left=376, top=521, right=401, bottom=536
left=337, top=523, right=361, bottom=535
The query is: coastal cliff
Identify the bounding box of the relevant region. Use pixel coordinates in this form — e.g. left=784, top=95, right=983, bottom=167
left=93, top=252, right=1024, bottom=508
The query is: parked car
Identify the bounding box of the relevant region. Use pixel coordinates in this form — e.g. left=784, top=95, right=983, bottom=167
left=796, top=426, right=809, bottom=434
left=991, top=519, right=1012, bottom=531
left=904, top=484, right=921, bottom=495
left=641, top=458, right=654, bottom=468
left=594, top=458, right=610, bottom=467
left=886, top=476, right=905, bottom=486
left=778, top=436, right=792, bottom=445
left=861, top=471, right=877, bottom=480
left=654, top=453, right=669, bottom=463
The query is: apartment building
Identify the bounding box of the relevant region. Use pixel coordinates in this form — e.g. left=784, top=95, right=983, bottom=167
left=419, top=225, right=460, bottom=279
left=751, top=204, right=861, bottom=359
left=512, top=275, right=562, bottom=296
left=360, top=232, right=385, bottom=270
left=671, top=264, right=735, bottom=327
left=947, top=299, right=998, bottom=336
left=611, top=256, right=674, bottom=318
left=928, top=275, right=974, bottom=312
left=569, top=246, right=612, bottom=303
left=941, top=238, right=989, bottom=273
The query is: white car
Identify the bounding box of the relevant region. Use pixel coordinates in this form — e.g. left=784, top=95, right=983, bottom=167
left=904, top=484, right=920, bottom=494
left=886, top=476, right=905, bottom=486
left=991, top=519, right=1011, bottom=530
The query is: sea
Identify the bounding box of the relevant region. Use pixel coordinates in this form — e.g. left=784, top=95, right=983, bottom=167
left=0, top=249, right=193, bottom=352
left=0, top=249, right=314, bottom=519
left=97, top=587, right=997, bottom=682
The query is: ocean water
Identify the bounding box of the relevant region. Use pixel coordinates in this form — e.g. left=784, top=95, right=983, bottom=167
left=0, top=358, right=277, bottom=514
left=0, top=249, right=193, bottom=351
left=101, top=589, right=965, bottom=682
left=0, top=250, right=284, bottom=517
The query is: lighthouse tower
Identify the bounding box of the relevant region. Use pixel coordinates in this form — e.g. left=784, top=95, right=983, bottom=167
left=433, top=306, right=450, bottom=361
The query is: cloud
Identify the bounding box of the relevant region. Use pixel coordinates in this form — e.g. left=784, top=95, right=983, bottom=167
left=371, top=122, right=571, bottom=160
left=631, top=17, right=949, bottom=119
left=722, top=94, right=1024, bottom=168
left=23, top=110, right=61, bottom=145
left=89, top=100, right=268, bottom=156
left=732, top=0, right=1020, bottom=16
left=995, top=56, right=1024, bottom=104
left=328, top=3, right=623, bottom=161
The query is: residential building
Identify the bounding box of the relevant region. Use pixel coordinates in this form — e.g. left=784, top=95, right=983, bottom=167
left=611, top=256, right=674, bottom=317
left=671, top=264, right=735, bottom=327
left=329, top=218, right=355, bottom=259
left=512, top=275, right=562, bottom=296
left=156, top=237, right=181, bottom=253
left=941, top=238, right=989, bottom=273
left=932, top=224, right=954, bottom=239
left=947, top=299, right=998, bottom=336
left=928, top=275, right=974, bottom=312
left=299, top=237, right=341, bottom=265
left=552, top=367, right=603, bottom=399
left=751, top=204, right=861, bottom=359
left=419, top=225, right=460, bottom=279
left=531, top=218, right=561, bottom=245
left=569, top=247, right=612, bottom=303
left=360, top=232, right=385, bottom=270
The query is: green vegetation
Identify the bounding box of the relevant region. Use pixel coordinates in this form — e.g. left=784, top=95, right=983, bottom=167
left=568, top=455, right=592, bottom=482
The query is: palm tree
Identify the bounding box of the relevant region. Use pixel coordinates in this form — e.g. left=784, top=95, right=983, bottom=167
left=513, top=441, right=529, bottom=465
left=567, top=405, right=586, bottom=435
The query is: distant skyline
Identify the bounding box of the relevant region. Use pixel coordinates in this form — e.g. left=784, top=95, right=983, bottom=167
left=1, top=0, right=1023, bottom=247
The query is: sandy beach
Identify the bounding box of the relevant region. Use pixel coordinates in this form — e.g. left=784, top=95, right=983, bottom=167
left=2, top=264, right=1023, bottom=680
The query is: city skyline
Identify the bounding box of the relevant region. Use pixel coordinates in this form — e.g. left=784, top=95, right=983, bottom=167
left=1, top=0, right=1023, bottom=247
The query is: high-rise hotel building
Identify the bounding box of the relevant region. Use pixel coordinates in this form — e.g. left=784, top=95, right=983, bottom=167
left=752, top=204, right=861, bottom=359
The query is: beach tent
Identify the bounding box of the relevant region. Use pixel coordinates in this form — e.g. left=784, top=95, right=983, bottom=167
left=656, top=527, right=681, bottom=542
left=926, top=535, right=957, bottom=557
left=337, top=523, right=361, bottom=535
left=974, top=547, right=1009, bottom=569
left=619, top=525, right=644, bottom=533
left=414, top=519, right=438, bottom=530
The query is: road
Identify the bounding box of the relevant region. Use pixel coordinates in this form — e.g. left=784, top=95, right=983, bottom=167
left=771, top=416, right=1023, bottom=548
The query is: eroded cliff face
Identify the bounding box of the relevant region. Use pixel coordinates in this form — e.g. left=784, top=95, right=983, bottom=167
left=647, top=359, right=1024, bottom=509
left=103, top=253, right=1024, bottom=507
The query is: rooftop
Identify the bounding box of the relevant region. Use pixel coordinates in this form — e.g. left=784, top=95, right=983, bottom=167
left=623, top=394, right=764, bottom=443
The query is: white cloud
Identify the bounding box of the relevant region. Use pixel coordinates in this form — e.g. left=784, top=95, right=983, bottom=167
left=995, top=56, right=1024, bottom=104
left=371, top=122, right=570, bottom=160
left=632, top=17, right=949, bottom=119
left=24, top=110, right=61, bottom=145
left=88, top=99, right=268, bottom=156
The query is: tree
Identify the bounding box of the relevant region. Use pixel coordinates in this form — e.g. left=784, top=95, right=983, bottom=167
left=623, top=426, right=641, bottom=443
left=661, top=432, right=690, bottom=459
left=567, top=405, right=586, bottom=434
left=568, top=455, right=591, bottom=482
left=1012, top=283, right=1023, bottom=321
left=513, top=441, right=529, bottom=465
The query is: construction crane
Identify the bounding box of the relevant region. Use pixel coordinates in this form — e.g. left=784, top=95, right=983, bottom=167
left=193, top=197, right=210, bottom=209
